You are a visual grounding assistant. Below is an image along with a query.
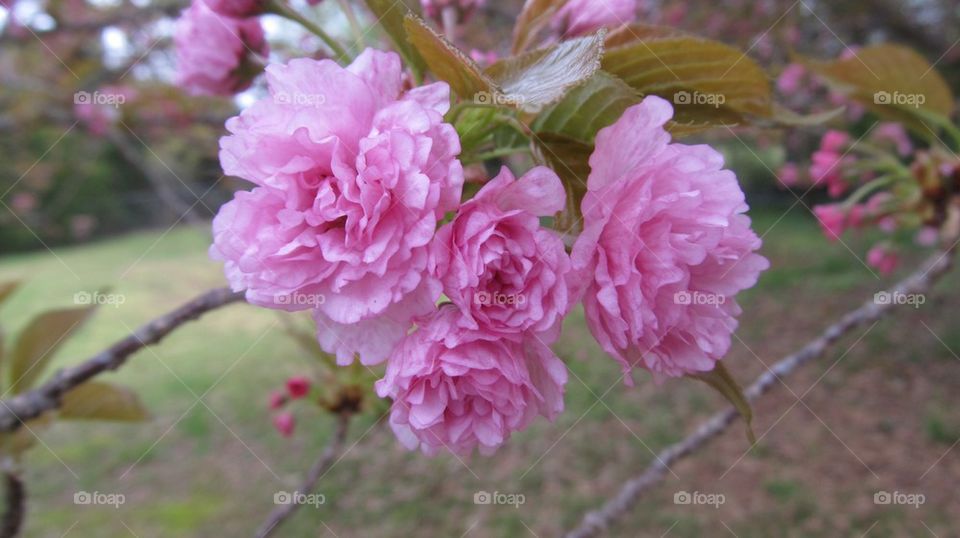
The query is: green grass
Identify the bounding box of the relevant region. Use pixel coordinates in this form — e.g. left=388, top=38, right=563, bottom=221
left=0, top=205, right=957, bottom=537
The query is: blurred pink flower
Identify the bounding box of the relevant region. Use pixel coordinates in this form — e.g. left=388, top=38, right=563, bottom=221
left=286, top=376, right=311, bottom=399
left=174, top=0, right=268, bottom=96
left=813, top=204, right=847, bottom=241
left=268, top=390, right=286, bottom=409
left=867, top=244, right=898, bottom=275
left=552, top=0, right=636, bottom=36
left=375, top=306, right=567, bottom=455
left=202, top=0, right=263, bottom=17
left=777, top=162, right=800, bottom=187
left=421, top=0, right=484, bottom=22
left=571, top=96, right=768, bottom=382
left=273, top=412, right=295, bottom=437
left=431, top=166, right=572, bottom=340
left=776, top=63, right=805, bottom=95
left=211, top=50, right=463, bottom=365
left=915, top=227, right=939, bottom=247
left=810, top=130, right=851, bottom=196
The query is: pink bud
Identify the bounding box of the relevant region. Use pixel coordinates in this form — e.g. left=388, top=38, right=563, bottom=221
left=867, top=244, right=899, bottom=276
left=813, top=204, right=846, bottom=241
left=273, top=412, right=295, bottom=437
left=268, top=391, right=285, bottom=410
left=286, top=376, right=311, bottom=399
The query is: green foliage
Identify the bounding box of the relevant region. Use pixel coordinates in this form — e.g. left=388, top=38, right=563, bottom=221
left=799, top=44, right=955, bottom=137
left=363, top=0, right=427, bottom=77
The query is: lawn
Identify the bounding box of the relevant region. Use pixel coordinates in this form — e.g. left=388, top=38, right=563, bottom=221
left=0, top=202, right=958, bottom=537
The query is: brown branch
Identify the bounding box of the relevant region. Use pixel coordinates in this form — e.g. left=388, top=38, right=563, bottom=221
left=255, top=412, right=353, bottom=538
left=0, top=287, right=244, bottom=433
left=565, top=248, right=955, bottom=538
left=0, top=471, right=24, bottom=538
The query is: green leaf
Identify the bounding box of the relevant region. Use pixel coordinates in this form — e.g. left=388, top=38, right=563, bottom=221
left=454, top=106, right=500, bottom=152
left=532, top=71, right=640, bottom=143
left=771, top=104, right=846, bottom=126
left=511, top=0, right=569, bottom=54
left=60, top=381, right=149, bottom=421
left=798, top=44, right=955, bottom=137
left=404, top=15, right=496, bottom=99
left=9, top=305, right=97, bottom=394
left=531, top=132, right=592, bottom=232
left=693, top=362, right=756, bottom=444
left=486, top=32, right=605, bottom=114
left=363, top=0, right=427, bottom=76
left=601, top=24, right=772, bottom=126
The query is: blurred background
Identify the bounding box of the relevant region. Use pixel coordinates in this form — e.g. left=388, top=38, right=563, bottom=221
left=1, top=0, right=959, bottom=536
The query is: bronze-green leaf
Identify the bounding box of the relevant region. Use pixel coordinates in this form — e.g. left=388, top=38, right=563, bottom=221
left=9, top=305, right=97, bottom=394
left=798, top=44, right=955, bottom=136
left=60, top=381, right=149, bottom=421
left=404, top=15, right=496, bottom=99
left=486, top=31, right=605, bottom=114
left=602, top=24, right=772, bottom=126
left=532, top=71, right=640, bottom=143
left=693, top=361, right=756, bottom=444
left=511, top=0, right=569, bottom=54
left=363, top=0, right=427, bottom=76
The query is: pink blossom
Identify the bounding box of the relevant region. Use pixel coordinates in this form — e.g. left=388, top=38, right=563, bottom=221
left=268, top=390, right=286, bottom=409
left=915, top=227, right=939, bottom=247
left=810, top=130, right=851, bottom=196
left=273, top=412, right=295, bottom=436
left=777, top=162, right=800, bottom=187
left=174, top=0, right=268, bottom=96
left=552, top=0, right=637, bottom=36
left=571, top=96, right=768, bottom=382
left=812, top=204, right=847, bottom=241
left=421, top=0, right=484, bottom=22
left=375, top=306, right=567, bottom=455
left=211, top=50, right=463, bottom=365
left=873, top=122, right=912, bottom=157
left=867, top=244, right=898, bottom=275
left=431, top=166, right=572, bottom=340
left=202, top=0, right=263, bottom=17
left=469, top=48, right=498, bottom=66
left=776, top=63, right=805, bottom=95
left=286, top=376, right=311, bottom=399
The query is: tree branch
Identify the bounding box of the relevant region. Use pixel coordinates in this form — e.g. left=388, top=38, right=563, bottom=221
left=0, top=471, right=24, bottom=538
left=564, top=248, right=955, bottom=538
left=0, top=287, right=244, bottom=433
left=255, top=412, right=353, bottom=538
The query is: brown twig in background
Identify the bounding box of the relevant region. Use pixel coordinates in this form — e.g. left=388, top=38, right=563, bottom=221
left=0, top=471, right=24, bottom=538
left=255, top=412, right=353, bottom=538
left=0, top=287, right=244, bottom=433
left=564, top=248, right=955, bottom=538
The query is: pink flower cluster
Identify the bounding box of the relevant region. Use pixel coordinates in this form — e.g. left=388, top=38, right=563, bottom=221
left=552, top=0, right=637, bottom=36
left=212, top=54, right=768, bottom=454
left=174, top=0, right=268, bottom=96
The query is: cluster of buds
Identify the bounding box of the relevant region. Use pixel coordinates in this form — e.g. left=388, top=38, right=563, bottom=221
left=268, top=376, right=312, bottom=437
left=797, top=126, right=960, bottom=275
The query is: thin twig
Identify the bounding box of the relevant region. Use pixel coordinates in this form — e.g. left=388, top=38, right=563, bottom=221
left=255, top=412, right=353, bottom=538
left=0, top=471, right=24, bottom=538
left=0, top=287, right=244, bottom=433
left=565, top=248, right=955, bottom=538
